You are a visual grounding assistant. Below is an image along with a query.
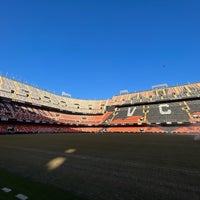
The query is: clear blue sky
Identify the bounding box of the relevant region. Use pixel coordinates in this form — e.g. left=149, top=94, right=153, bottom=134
left=0, top=0, right=199, bottom=99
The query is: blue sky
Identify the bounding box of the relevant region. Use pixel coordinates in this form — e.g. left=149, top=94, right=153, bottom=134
left=0, top=0, right=199, bottom=99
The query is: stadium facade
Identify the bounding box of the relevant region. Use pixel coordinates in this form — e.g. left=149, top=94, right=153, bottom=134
left=0, top=75, right=200, bottom=134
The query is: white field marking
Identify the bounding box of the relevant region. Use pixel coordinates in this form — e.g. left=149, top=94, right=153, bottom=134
left=15, top=194, right=28, bottom=200
left=1, top=187, right=12, bottom=193
left=1, top=145, right=200, bottom=176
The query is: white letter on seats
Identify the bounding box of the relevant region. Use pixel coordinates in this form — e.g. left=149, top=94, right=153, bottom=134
left=127, top=107, right=136, bottom=117
left=159, top=104, right=171, bottom=115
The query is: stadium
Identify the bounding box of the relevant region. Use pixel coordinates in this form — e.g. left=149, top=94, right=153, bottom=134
left=0, top=75, right=200, bottom=134
left=1, top=1, right=200, bottom=200
left=0, top=75, right=200, bottom=199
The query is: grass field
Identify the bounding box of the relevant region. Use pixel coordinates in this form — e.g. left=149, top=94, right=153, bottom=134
left=0, top=133, right=200, bottom=200
left=0, top=167, right=85, bottom=200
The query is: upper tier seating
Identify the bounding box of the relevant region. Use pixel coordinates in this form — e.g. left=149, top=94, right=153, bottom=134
left=0, top=76, right=107, bottom=114
left=0, top=75, right=200, bottom=114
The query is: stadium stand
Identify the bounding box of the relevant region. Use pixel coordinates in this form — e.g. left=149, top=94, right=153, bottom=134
left=147, top=102, right=189, bottom=124
left=109, top=105, right=146, bottom=125
left=0, top=75, right=200, bottom=134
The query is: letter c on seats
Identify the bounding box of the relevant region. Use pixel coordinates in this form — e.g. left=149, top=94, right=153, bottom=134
left=159, top=104, right=171, bottom=115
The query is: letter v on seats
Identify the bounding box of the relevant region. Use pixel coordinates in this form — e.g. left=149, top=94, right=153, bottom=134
left=127, top=107, right=136, bottom=117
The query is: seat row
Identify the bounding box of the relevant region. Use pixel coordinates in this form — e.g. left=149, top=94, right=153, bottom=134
left=1, top=76, right=200, bottom=114
left=1, top=99, right=200, bottom=126
left=0, top=101, right=112, bottom=125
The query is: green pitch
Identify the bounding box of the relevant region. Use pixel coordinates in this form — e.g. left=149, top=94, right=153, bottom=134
left=0, top=133, right=200, bottom=200
left=0, top=167, right=86, bottom=200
